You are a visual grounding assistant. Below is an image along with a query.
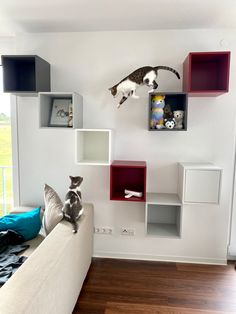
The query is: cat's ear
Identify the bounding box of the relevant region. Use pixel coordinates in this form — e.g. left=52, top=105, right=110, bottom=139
left=77, top=176, right=83, bottom=186
left=69, top=176, right=74, bottom=181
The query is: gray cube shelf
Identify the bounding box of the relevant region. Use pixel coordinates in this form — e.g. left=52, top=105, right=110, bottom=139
left=148, top=92, right=188, bottom=131
left=145, top=193, right=182, bottom=238
left=1, top=55, right=51, bottom=93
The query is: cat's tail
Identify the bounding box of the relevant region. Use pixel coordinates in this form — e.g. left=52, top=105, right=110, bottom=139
left=72, top=221, right=78, bottom=233
left=154, top=66, right=180, bottom=79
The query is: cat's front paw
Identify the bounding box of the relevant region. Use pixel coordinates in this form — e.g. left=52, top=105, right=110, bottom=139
left=148, top=89, right=154, bottom=94
left=132, top=95, right=140, bottom=99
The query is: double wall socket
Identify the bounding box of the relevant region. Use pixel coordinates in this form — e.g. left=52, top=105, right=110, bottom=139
left=121, top=228, right=135, bottom=236
left=94, top=227, right=113, bottom=235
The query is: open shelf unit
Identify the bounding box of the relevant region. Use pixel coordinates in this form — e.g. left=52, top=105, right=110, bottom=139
left=178, top=162, right=222, bottom=204
left=149, top=92, right=188, bottom=131
left=145, top=193, right=182, bottom=238
left=110, top=160, right=146, bottom=202
left=75, top=129, right=112, bottom=166
left=1, top=55, right=50, bottom=93
left=39, top=92, right=83, bottom=129
left=183, top=51, right=230, bottom=96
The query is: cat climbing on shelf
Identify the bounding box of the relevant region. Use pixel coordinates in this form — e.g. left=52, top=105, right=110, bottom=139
left=109, top=66, right=180, bottom=108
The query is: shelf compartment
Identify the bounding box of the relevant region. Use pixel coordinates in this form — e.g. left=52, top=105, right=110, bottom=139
left=39, top=92, right=83, bottom=129
left=178, top=162, right=222, bottom=204
left=149, top=92, right=188, bottom=131
left=110, top=160, right=146, bottom=202
left=1, top=55, right=50, bottom=93
left=183, top=51, right=230, bottom=96
left=75, top=129, right=112, bottom=166
left=145, top=202, right=182, bottom=238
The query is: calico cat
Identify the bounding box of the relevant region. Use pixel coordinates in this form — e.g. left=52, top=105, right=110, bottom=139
left=109, top=66, right=180, bottom=108
left=63, top=176, right=83, bottom=233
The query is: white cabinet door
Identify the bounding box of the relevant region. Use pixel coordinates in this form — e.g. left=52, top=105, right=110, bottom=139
left=184, top=170, right=221, bottom=203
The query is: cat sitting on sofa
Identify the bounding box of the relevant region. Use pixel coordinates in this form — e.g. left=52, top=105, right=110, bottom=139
left=63, top=176, right=84, bottom=233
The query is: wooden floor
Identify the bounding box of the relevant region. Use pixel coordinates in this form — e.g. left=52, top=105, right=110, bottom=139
left=73, top=258, right=236, bottom=314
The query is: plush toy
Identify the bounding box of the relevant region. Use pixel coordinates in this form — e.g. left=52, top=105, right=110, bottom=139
left=150, top=95, right=165, bottom=129
left=173, top=110, right=184, bottom=129
left=164, top=117, right=176, bottom=129
left=163, top=104, right=173, bottom=120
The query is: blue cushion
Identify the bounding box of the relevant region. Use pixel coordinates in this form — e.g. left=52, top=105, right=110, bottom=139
left=0, top=207, right=42, bottom=241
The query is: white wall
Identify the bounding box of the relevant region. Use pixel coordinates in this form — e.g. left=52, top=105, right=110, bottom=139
left=13, top=29, right=236, bottom=264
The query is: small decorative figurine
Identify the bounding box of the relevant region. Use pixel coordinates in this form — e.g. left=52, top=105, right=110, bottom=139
left=173, top=110, right=184, bottom=129
left=124, top=189, right=143, bottom=199
left=68, top=103, right=73, bottom=127
left=150, top=95, right=165, bottom=129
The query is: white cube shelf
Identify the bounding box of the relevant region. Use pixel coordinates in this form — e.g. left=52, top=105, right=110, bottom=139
left=75, top=129, right=112, bottom=166
left=39, top=92, right=83, bottom=129
left=145, top=193, right=182, bottom=238
left=178, top=162, right=222, bottom=204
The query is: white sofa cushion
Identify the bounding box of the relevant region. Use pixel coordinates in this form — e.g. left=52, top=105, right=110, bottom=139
left=43, top=184, right=64, bottom=234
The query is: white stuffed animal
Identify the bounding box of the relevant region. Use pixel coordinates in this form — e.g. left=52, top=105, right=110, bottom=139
left=173, top=110, right=184, bottom=129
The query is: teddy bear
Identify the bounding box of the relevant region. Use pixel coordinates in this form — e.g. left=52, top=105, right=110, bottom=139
left=173, top=110, right=184, bottom=129
left=150, top=95, right=165, bottom=129
left=163, top=104, right=173, bottom=120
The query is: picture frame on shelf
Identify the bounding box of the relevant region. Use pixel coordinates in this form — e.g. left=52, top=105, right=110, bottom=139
left=49, top=98, right=72, bottom=127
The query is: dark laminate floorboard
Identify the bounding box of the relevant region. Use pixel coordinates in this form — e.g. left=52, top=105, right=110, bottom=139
left=73, top=258, right=236, bottom=314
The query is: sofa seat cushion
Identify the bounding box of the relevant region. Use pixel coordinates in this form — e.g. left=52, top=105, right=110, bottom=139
left=21, top=234, right=45, bottom=257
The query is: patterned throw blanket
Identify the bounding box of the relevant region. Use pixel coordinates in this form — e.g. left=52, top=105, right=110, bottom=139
left=0, top=230, right=29, bottom=285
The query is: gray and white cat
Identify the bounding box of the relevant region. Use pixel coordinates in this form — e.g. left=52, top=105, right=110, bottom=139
left=109, top=66, right=180, bottom=108
left=63, top=176, right=83, bottom=233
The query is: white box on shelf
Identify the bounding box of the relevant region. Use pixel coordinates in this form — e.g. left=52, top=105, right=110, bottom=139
left=145, top=192, right=182, bottom=238
left=75, top=129, right=112, bottom=166
left=39, top=92, right=83, bottom=129
left=178, top=162, right=222, bottom=204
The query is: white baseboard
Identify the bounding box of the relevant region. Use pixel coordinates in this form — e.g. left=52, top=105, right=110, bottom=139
left=93, top=251, right=227, bottom=265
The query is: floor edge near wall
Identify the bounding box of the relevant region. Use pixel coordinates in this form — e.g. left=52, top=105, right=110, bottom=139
left=93, top=251, right=227, bottom=266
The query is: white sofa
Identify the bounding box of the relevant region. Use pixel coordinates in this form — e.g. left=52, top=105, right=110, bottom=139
left=0, top=203, right=94, bottom=314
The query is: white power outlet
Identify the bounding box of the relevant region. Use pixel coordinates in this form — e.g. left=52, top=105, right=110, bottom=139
left=121, top=228, right=135, bottom=236
left=94, top=227, right=113, bottom=235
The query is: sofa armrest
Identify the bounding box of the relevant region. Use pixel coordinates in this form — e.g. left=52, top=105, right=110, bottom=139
left=0, top=203, right=94, bottom=314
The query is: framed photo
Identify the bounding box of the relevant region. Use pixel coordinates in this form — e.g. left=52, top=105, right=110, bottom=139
left=49, top=98, right=72, bottom=127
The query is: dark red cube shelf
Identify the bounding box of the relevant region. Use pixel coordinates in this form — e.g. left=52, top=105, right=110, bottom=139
left=183, top=51, right=230, bottom=96
left=110, top=160, right=147, bottom=202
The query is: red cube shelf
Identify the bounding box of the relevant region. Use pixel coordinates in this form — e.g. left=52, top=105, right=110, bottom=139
left=110, top=160, right=147, bottom=202
left=183, top=51, right=230, bottom=96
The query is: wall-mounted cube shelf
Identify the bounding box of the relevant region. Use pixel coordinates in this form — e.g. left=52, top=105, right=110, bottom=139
left=1, top=55, right=51, bottom=93
left=75, top=129, right=112, bottom=166
left=110, top=160, right=146, bottom=202
left=145, top=193, right=182, bottom=238
left=183, top=51, right=230, bottom=96
left=149, top=93, right=188, bottom=131
left=39, top=92, right=83, bottom=129
left=178, top=162, right=222, bottom=204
